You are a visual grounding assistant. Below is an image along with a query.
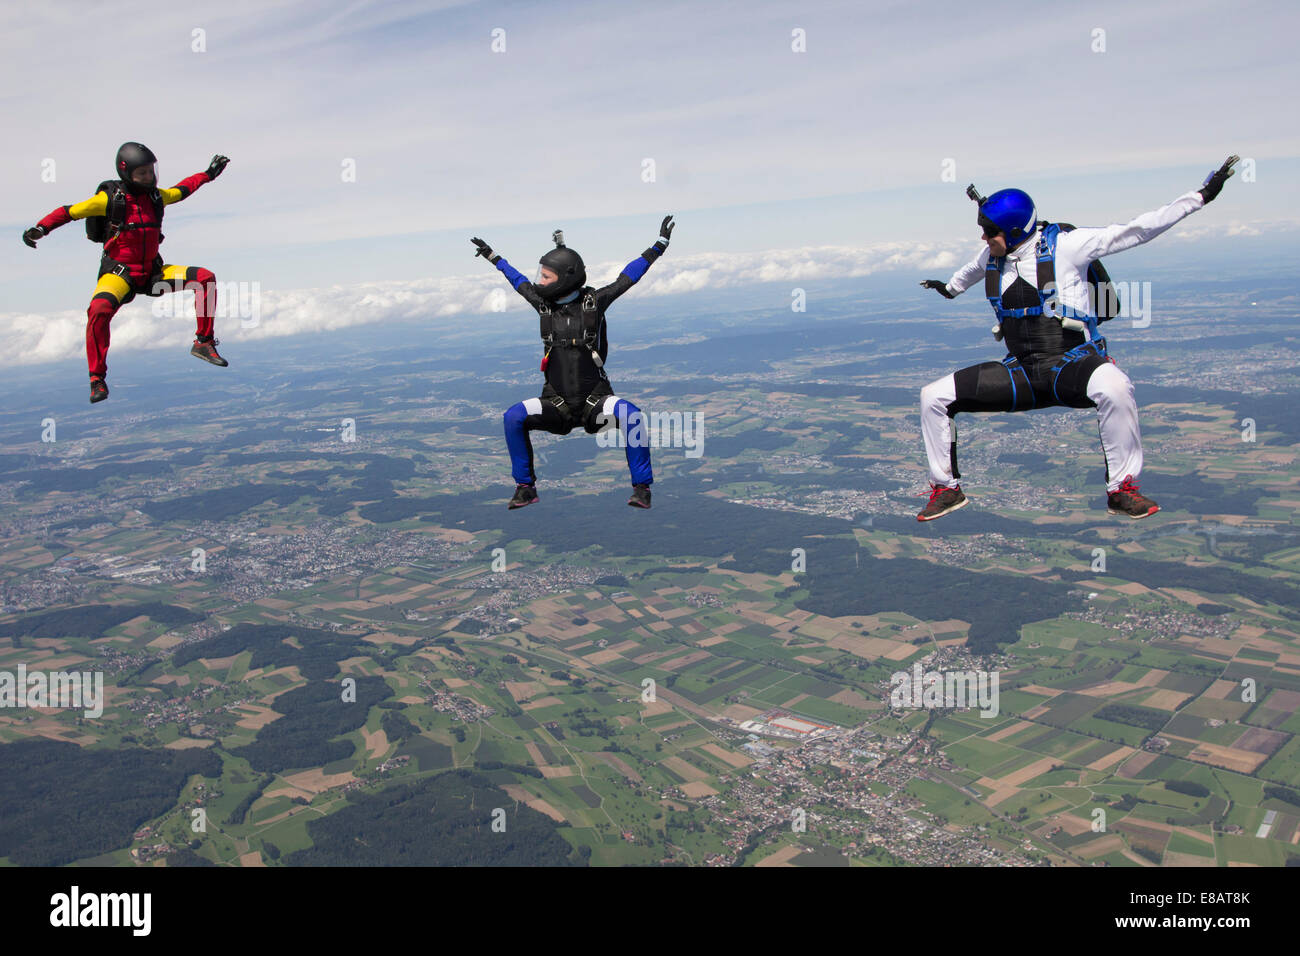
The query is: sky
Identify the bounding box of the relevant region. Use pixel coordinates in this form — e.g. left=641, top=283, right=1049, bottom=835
left=1, top=0, right=1296, bottom=368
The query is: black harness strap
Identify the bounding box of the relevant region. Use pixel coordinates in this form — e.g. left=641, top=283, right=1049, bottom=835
left=86, top=181, right=165, bottom=245
left=984, top=256, right=1002, bottom=304
left=539, top=291, right=600, bottom=348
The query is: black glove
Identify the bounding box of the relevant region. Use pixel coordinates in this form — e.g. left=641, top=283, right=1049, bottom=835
left=920, top=279, right=954, bottom=299
left=206, top=155, right=230, bottom=180
left=1199, top=154, right=1239, bottom=204
left=22, top=225, right=46, bottom=248
left=658, top=214, right=675, bottom=244
left=471, top=237, right=499, bottom=263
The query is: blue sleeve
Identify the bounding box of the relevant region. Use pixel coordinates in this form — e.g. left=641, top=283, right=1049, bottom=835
left=594, top=242, right=665, bottom=310
left=496, top=256, right=529, bottom=290
left=620, top=255, right=651, bottom=283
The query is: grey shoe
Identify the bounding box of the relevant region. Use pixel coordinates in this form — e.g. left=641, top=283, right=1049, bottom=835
left=627, top=483, right=652, bottom=509
left=508, top=483, right=538, bottom=510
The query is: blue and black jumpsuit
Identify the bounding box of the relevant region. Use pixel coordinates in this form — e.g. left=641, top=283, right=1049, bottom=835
left=494, top=243, right=666, bottom=487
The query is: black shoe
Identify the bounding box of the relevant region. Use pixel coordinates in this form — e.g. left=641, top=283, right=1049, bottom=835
left=508, top=483, right=538, bottom=509
left=917, top=483, right=967, bottom=521
left=191, top=336, right=228, bottom=367
left=1107, top=475, right=1159, bottom=519
left=628, top=483, right=651, bottom=509
left=89, top=377, right=109, bottom=404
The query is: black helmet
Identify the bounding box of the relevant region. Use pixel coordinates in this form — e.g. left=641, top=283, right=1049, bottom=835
left=537, top=230, right=586, bottom=301
left=115, top=142, right=157, bottom=192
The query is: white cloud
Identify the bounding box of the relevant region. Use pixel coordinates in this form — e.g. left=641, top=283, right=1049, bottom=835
left=7, top=213, right=1292, bottom=369
left=0, top=241, right=977, bottom=367
left=1159, top=218, right=1293, bottom=242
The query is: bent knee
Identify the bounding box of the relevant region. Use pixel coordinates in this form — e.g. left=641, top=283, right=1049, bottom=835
left=88, top=294, right=118, bottom=320
left=503, top=402, right=527, bottom=426
left=920, top=379, right=948, bottom=409
left=1086, top=362, right=1133, bottom=403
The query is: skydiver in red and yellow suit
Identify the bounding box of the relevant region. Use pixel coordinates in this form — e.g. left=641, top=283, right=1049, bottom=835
left=22, top=142, right=231, bottom=404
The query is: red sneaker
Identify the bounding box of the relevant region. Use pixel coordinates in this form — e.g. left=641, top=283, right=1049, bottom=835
left=1107, top=475, right=1159, bottom=519
left=917, top=483, right=967, bottom=521
left=191, top=336, right=229, bottom=367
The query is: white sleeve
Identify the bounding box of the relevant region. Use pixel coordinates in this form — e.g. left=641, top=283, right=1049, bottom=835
left=1062, top=189, right=1205, bottom=263
left=946, top=246, right=990, bottom=295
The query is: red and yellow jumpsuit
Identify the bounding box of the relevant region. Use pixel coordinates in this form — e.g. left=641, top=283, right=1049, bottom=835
left=36, top=171, right=218, bottom=380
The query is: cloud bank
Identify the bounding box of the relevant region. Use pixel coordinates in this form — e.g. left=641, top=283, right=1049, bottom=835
left=0, top=241, right=971, bottom=368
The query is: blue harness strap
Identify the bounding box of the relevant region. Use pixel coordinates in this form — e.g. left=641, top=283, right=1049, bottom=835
left=985, top=255, right=1045, bottom=319
left=986, top=223, right=1101, bottom=338
left=1000, top=354, right=1035, bottom=411
left=1037, top=224, right=1101, bottom=339
left=1049, top=337, right=1109, bottom=405
left=984, top=254, right=1004, bottom=313
left=985, top=223, right=1116, bottom=407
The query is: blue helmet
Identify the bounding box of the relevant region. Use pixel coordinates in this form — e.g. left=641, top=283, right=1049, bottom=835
left=977, top=188, right=1037, bottom=249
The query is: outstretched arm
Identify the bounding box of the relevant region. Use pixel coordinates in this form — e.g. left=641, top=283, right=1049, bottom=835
left=161, top=155, right=229, bottom=207
left=1063, top=155, right=1238, bottom=263
left=593, top=215, right=675, bottom=310
left=23, top=155, right=228, bottom=246
left=471, top=237, right=545, bottom=309
left=921, top=246, right=990, bottom=298
left=919, top=280, right=955, bottom=299
left=1064, top=191, right=1204, bottom=262
left=24, top=190, right=109, bottom=246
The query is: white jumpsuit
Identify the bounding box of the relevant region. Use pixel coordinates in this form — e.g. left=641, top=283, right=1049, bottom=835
left=921, top=189, right=1206, bottom=492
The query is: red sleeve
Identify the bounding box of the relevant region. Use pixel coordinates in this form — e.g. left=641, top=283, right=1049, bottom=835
left=37, top=206, right=74, bottom=231
left=168, top=171, right=212, bottom=202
